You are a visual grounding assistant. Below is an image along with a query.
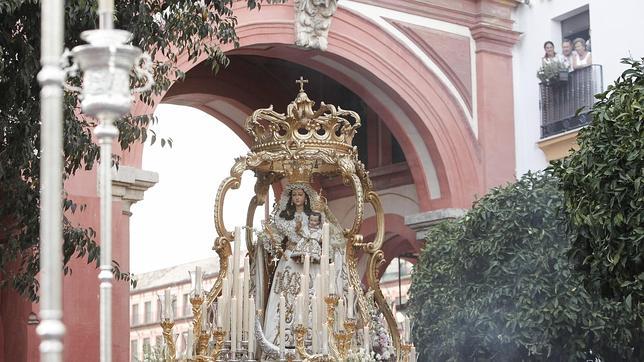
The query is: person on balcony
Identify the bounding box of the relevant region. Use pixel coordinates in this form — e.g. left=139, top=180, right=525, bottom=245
left=572, top=37, right=592, bottom=69
left=541, top=41, right=564, bottom=66
left=561, top=38, right=575, bottom=71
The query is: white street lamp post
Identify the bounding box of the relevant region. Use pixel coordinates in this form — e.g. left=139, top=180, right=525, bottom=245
left=36, top=1, right=66, bottom=361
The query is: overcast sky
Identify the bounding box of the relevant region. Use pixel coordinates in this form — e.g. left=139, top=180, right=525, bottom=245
left=129, top=104, right=261, bottom=274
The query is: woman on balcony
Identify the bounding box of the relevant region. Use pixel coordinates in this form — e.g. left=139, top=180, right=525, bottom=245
left=542, top=41, right=564, bottom=66
left=572, top=37, right=592, bottom=69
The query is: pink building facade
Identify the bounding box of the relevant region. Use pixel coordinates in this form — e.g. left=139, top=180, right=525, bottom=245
left=1, top=1, right=522, bottom=360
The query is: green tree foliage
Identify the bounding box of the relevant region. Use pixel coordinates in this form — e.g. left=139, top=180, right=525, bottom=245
left=408, top=172, right=640, bottom=361
left=554, top=59, right=643, bottom=322
left=0, top=0, right=280, bottom=301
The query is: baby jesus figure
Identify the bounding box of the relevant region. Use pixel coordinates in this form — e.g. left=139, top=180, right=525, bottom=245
left=290, top=211, right=323, bottom=263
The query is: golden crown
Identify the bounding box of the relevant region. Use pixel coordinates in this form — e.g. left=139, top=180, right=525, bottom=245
left=243, top=77, right=362, bottom=179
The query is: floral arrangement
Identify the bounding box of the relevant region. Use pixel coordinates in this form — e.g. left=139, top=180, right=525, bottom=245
left=536, top=60, right=569, bottom=83
left=369, top=311, right=395, bottom=361
left=346, top=348, right=378, bottom=362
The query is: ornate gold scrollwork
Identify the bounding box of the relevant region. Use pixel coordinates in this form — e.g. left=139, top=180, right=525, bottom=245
left=368, top=250, right=401, bottom=357
left=207, top=157, right=247, bottom=307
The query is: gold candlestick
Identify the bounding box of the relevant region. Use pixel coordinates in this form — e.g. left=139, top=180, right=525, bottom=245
left=323, top=294, right=341, bottom=359
left=333, top=319, right=357, bottom=360
left=160, top=318, right=176, bottom=361
left=190, top=295, right=204, bottom=339
left=400, top=342, right=413, bottom=362
left=210, top=328, right=227, bottom=360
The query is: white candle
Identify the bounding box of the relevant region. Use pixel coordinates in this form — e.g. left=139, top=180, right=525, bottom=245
left=243, top=257, right=250, bottom=335
left=216, top=301, right=222, bottom=328
left=279, top=294, right=286, bottom=355
left=201, top=303, right=208, bottom=330
left=322, top=223, right=329, bottom=256
left=328, top=262, right=335, bottom=295
left=303, top=253, right=310, bottom=297
left=237, top=275, right=243, bottom=345
left=233, top=227, right=241, bottom=278
left=320, top=256, right=328, bottom=298
left=410, top=346, right=416, bottom=362
left=248, top=297, right=256, bottom=355
left=404, top=317, right=411, bottom=342
left=363, top=326, right=370, bottom=352
left=315, top=274, right=325, bottom=324
left=311, top=296, right=318, bottom=352
left=222, top=278, right=229, bottom=333
left=164, top=288, right=172, bottom=321
left=321, top=321, right=328, bottom=355
left=195, top=266, right=203, bottom=295
left=230, top=296, right=237, bottom=354
left=296, top=294, right=303, bottom=325
left=347, top=287, right=354, bottom=319
left=337, top=298, right=345, bottom=328
left=186, top=329, right=194, bottom=357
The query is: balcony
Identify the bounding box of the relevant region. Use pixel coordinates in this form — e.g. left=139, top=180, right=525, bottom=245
left=539, top=65, right=603, bottom=138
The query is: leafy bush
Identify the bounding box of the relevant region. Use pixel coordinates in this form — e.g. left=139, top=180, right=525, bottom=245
left=554, top=57, right=644, bottom=356
left=408, top=172, right=639, bottom=361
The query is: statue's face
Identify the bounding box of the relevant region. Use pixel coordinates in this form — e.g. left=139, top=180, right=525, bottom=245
left=309, top=215, right=321, bottom=228
left=291, top=189, right=306, bottom=207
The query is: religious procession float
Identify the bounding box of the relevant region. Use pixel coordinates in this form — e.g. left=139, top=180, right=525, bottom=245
left=158, top=79, right=416, bottom=361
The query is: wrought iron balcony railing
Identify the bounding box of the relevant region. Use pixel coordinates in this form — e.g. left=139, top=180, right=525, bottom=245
left=539, top=64, right=603, bottom=138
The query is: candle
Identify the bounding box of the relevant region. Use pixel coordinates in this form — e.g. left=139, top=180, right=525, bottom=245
left=243, top=257, right=250, bottom=335
left=347, top=287, right=354, bottom=319
left=164, top=288, right=172, bottom=321
left=410, top=346, right=416, bottom=362
left=201, top=302, right=208, bottom=330
left=315, top=274, right=324, bottom=324
left=328, top=262, right=335, bottom=295
left=230, top=296, right=237, bottom=354
left=337, top=298, right=345, bottom=328
left=363, top=326, right=370, bottom=352
left=404, top=316, right=411, bottom=342
left=311, top=296, right=318, bottom=352
left=195, top=266, right=202, bottom=295
left=186, top=329, right=194, bottom=357
left=279, top=294, right=286, bottom=355
left=216, top=301, right=222, bottom=328
left=320, top=256, right=328, bottom=298
left=221, top=277, right=229, bottom=332
left=296, top=294, right=303, bottom=325
left=233, top=227, right=241, bottom=276
left=237, top=276, right=244, bottom=344
left=321, top=321, right=328, bottom=355
left=303, top=253, right=310, bottom=297
left=322, top=223, right=329, bottom=256
left=247, top=296, right=255, bottom=345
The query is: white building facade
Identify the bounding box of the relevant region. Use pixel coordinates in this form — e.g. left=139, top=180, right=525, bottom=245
left=512, top=0, right=644, bottom=173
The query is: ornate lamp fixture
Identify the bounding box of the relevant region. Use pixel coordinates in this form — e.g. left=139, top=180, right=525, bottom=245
left=159, top=79, right=417, bottom=361
left=37, top=0, right=153, bottom=361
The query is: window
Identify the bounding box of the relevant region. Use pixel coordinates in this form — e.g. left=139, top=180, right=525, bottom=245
left=183, top=293, right=191, bottom=316
left=130, top=339, right=138, bottom=362
left=156, top=335, right=163, bottom=346
left=144, top=301, right=152, bottom=324
left=561, top=10, right=590, bottom=48
left=131, top=304, right=139, bottom=325
left=171, top=296, right=177, bottom=320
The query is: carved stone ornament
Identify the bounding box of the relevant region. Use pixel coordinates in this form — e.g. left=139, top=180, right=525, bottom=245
left=294, top=0, right=338, bottom=51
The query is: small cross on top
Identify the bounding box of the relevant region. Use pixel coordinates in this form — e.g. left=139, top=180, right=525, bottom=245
left=296, top=76, right=309, bottom=92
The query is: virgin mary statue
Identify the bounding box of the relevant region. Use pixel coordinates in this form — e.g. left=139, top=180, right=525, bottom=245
left=254, top=182, right=348, bottom=355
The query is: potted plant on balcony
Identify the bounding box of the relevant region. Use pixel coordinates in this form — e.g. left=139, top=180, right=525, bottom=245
left=537, top=60, right=569, bottom=85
